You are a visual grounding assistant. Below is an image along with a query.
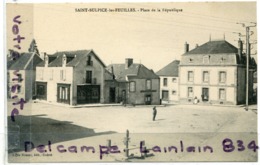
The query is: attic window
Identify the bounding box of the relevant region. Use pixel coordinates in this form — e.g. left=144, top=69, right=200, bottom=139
left=87, top=56, right=93, bottom=66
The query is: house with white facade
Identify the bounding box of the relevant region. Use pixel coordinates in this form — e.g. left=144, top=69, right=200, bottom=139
left=179, top=39, right=255, bottom=105
left=156, top=60, right=180, bottom=104
left=35, top=50, right=114, bottom=105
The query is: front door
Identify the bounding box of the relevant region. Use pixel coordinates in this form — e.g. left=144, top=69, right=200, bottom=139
left=36, top=82, right=47, bottom=100
left=145, top=94, right=152, bottom=105
left=57, top=84, right=70, bottom=104
left=109, top=87, right=116, bottom=103
left=162, top=90, right=169, bottom=101
left=202, top=88, right=209, bottom=102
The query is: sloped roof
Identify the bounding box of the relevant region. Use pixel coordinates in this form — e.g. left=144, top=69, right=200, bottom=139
left=7, top=56, right=17, bottom=69
left=184, top=40, right=238, bottom=55
left=107, top=63, right=159, bottom=81
left=37, top=50, right=106, bottom=67
left=156, top=60, right=180, bottom=77
left=9, top=52, right=43, bottom=70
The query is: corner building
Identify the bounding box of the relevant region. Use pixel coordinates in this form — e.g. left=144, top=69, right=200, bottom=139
left=179, top=40, right=255, bottom=105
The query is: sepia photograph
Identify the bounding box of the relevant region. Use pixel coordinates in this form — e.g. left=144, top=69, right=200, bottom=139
left=5, top=1, right=258, bottom=163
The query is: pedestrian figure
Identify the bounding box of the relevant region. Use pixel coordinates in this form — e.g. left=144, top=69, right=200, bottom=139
left=153, top=106, right=157, bottom=121
left=193, top=96, right=198, bottom=104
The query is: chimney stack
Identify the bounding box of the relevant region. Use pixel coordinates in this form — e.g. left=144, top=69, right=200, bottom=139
left=111, top=65, right=115, bottom=79
left=62, top=54, right=67, bottom=67
left=184, top=42, right=189, bottom=53
left=44, top=53, right=48, bottom=67
left=125, top=58, right=133, bottom=69
left=195, top=44, right=199, bottom=48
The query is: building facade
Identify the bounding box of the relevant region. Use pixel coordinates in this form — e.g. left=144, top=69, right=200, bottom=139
left=36, top=50, right=113, bottom=105
left=156, top=60, right=180, bottom=104
left=8, top=52, right=43, bottom=101
left=179, top=40, right=255, bottom=105
left=107, top=58, right=160, bottom=105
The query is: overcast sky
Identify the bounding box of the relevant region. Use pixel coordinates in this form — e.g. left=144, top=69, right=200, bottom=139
left=7, top=2, right=257, bottom=71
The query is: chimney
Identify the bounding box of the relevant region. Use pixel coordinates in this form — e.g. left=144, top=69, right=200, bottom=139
left=238, top=38, right=243, bottom=61
left=195, top=44, right=199, bottom=48
left=62, top=54, right=67, bottom=67
left=111, top=65, right=115, bottom=79
left=184, top=42, right=189, bottom=53
left=125, top=58, right=133, bottom=69
left=44, top=53, right=48, bottom=67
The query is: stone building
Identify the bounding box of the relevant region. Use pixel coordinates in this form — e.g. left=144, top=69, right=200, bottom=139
left=179, top=39, right=255, bottom=105
left=107, top=58, right=160, bottom=105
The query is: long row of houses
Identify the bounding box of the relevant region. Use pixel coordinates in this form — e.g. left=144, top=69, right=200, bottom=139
left=7, top=39, right=256, bottom=106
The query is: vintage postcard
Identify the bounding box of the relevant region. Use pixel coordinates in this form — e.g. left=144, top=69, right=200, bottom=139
left=4, top=0, right=258, bottom=163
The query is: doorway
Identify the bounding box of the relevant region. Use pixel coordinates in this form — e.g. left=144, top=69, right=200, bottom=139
left=202, top=88, right=209, bottom=102
left=145, top=94, right=152, bottom=105
left=109, top=87, right=116, bottom=103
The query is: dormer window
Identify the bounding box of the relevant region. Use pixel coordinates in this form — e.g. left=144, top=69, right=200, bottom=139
left=62, top=54, right=67, bottom=67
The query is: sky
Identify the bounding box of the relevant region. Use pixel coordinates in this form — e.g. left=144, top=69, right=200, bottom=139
left=7, top=2, right=257, bottom=72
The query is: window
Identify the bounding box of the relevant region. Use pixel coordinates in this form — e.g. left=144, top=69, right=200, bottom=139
left=203, top=71, right=209, bottom=82
left=172, top=90, right=176, bottom=95
left=87, top=56, right=93, bottom=66
left=219, top=71, right=226, bottom=83
left=86, top=71, right=92, bottom=83
left=163, top=78, right=168, bottom=86
left=146, top=79, right=151, bottom=90
left=188, top=87, right=193, bottom=98
left=129, top=81, right=136, bottom=92
left=172, top=78, right=177, bottom=83
left=219, top=88, right=226, bottom=100
left=188, top=71, right=194, bottom=82
left=60, top=69, right=66, bottom=81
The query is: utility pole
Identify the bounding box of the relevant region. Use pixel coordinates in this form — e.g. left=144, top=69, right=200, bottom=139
left=245, top=27, right=250, bottom=111
left=236, top=22, right=256, bottom=111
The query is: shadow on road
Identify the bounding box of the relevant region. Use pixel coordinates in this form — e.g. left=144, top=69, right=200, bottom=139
left=155, top=119, right=165, bottom=121
left=7, top=115, right=116, bottom=153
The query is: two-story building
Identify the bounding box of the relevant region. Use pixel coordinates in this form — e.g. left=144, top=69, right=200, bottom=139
left=107, top=58, right=160, bottom=105
left=179, top=39, right=255, bottom=105
left=36, top=50, right=112, bottom=105
left=156, top=60, right=180, bottom=104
